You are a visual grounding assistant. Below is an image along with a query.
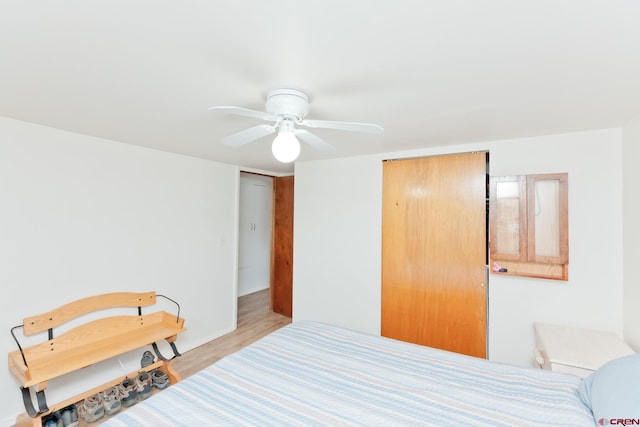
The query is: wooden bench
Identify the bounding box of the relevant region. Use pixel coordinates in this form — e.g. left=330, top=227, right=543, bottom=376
left=8, top=291, right=186, bottom=427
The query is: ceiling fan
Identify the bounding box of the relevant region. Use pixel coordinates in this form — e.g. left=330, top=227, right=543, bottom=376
left=209, top=88, right=384, bottom=163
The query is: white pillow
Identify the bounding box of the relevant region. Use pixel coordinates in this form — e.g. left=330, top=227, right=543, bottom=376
left=579, top=353, right=640, bottom=421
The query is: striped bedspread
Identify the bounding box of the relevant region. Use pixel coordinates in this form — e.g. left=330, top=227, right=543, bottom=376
left=102, top=321, right=596, bottom=426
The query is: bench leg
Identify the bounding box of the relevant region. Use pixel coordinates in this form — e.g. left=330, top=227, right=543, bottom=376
left=16, top=412, right=43, bottom=427
left=158, top=360, right=182, bottom=384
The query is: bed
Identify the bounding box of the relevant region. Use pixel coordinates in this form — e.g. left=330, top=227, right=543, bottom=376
left=100, top=320, right=598, bottom=426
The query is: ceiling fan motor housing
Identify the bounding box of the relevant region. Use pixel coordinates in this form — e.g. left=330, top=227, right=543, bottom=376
left=265, top=88, right=310, bottom=121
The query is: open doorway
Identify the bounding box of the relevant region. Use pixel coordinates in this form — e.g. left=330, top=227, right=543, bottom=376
left=238, top=172, right=294, bottom=319
left=238, top=172, right=273, bottom=297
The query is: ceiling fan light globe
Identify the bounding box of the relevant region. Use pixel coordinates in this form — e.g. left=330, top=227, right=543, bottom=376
left=272, top=133, right=301, bottom=163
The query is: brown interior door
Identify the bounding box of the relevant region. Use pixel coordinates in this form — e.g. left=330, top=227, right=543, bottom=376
left=271, top=175, right=294, bottom=317
left=381, top=152, right=487, bottom=358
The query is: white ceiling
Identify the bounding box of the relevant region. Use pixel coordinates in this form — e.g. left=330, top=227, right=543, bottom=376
left=1, top=1, right=639, bottom=174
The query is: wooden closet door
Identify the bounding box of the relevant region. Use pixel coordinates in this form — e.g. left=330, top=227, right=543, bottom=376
left=381, top=152, right=487, bottom=358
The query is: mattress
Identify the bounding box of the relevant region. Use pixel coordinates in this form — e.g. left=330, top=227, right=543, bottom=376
left=101, top=321, right=595, bottom=426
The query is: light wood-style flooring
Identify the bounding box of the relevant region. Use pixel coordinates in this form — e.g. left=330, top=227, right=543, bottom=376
left=171, top=288, right=292, bottom=378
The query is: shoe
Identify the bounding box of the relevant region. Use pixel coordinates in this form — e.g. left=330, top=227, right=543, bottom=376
left=136, top=371, right=153, bottom=401
left=42, top=412, right=63, bottom=427
left=60, top=404, right=79, bottom=427
left=101, top=386, right=122, bottom=416
left=119, top=378, right=138, bottom=407
left=79, top=394, right=104, bottom=423
left=140, top=350, right=155, bottom=368
left=151, top=369, right=170, bottom=389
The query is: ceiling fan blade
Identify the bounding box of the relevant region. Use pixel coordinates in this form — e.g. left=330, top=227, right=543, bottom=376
left=300, top=119, right=384, bottom=134
left=295, top=129, right=336, bottom=152
left=221, top=124, right=276, bottom=147
left=209, top=106, right=277, bottom=122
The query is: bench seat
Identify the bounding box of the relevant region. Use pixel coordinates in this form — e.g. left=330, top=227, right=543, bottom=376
left=10, top=310, right=185, bottom=387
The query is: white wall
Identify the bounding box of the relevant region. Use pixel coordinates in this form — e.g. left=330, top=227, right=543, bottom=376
left=293, top=128, right=625, bottom=367
left=0, top=117, right=239, bottom=422
left=623, top=114, right=640, bottom=350
left=293, top=156, right=383, bottom=334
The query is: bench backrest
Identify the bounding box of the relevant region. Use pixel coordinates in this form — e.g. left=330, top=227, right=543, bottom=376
left=22, top=291, right=157, bottom=335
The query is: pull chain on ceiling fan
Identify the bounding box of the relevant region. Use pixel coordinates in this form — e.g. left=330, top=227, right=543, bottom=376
left=209, top=88, right=383, bottom=163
